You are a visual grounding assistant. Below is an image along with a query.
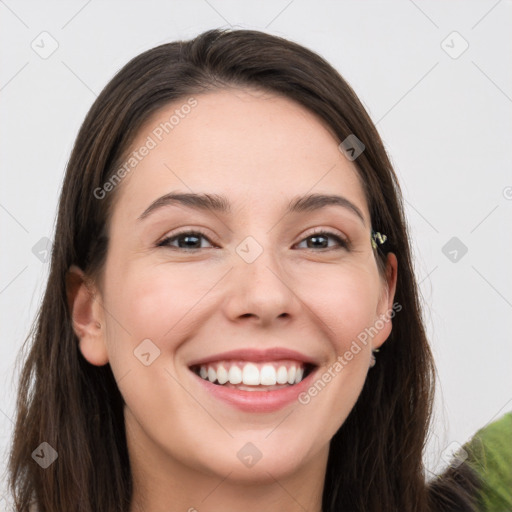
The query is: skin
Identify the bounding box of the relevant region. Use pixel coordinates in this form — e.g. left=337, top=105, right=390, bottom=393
left=68, top=88, right=397, bottom=512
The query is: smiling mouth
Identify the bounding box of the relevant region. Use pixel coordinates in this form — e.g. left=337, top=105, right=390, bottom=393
left=189, top=360, right=316, bottom=391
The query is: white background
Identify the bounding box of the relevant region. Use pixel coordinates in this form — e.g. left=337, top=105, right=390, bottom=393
left=1, top=0, right=511, bottom=503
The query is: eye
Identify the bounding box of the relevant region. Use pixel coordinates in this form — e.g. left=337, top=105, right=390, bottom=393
left=157, top=230, right=215, bottom=250
left=295, top=229, right=350, bottom=251
left=157, top=228, right=350, bottom=252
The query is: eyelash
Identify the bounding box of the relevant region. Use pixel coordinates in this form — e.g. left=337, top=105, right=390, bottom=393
left=157, top=228, right=350, bottom=252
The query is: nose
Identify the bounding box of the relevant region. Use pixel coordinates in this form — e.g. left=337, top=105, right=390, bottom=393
left=222, top=240, right=301, bottom=326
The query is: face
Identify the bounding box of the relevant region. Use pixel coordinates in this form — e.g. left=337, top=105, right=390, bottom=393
left=71, top=88, right=397, bottom=488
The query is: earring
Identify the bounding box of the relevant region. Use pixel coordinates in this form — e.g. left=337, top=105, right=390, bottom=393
left=369, top=348, right=380, bottom=368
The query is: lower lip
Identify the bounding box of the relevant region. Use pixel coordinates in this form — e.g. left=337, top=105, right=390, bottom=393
left=190, top=368, right=318, bottom=413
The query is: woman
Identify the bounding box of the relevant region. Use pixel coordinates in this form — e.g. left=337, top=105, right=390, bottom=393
left=7, top=28, right=485, bottom=511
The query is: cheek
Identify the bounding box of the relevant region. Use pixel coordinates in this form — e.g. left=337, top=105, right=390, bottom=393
left=104, top=260, right=222, bottom=359
left=101, top=264, right=210, bottom=412
left=297, top=264, right=380, bottom=350
left=111, top=271, right=186, bottom=336
left=104, top=256, right=381, bottom=363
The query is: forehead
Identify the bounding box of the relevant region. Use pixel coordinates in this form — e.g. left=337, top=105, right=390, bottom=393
left=110, top=87, right=369, bottom=225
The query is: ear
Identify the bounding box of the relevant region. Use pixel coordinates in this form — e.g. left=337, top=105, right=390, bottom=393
left=66, top=264, right=109, bottom=366
left=373, top=252, right=398, bottom=349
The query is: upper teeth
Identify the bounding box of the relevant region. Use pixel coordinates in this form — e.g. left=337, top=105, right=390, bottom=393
left=195, top=361, right=306, bottom=386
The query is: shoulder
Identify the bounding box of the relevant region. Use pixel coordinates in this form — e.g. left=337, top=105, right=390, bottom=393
left=463, top=411, right=512, bottom=511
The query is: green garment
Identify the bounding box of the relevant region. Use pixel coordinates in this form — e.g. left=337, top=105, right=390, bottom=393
left=463, top=411, right=512, bottom=511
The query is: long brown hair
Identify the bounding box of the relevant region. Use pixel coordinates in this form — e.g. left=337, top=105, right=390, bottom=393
left=7, top=28, right=481, bottom=511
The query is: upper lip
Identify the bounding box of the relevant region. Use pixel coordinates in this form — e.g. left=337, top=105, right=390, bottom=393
left=187, top=347, right=319, bottom=367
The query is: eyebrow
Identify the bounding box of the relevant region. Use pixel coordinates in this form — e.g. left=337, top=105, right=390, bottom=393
left=137, top=192, right=366, bottom=225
